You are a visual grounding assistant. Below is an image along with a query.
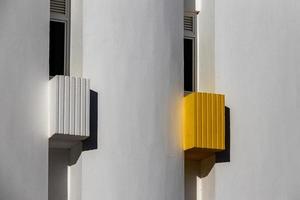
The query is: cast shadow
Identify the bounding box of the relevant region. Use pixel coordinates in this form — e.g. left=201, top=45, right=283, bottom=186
left=83, top=90, right=98, bottom=151
left=216, top=106, right=230, bottom=163
left=184, top=156, right=216, bottom=200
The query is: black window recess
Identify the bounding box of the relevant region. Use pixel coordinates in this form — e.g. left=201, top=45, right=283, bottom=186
left=49, top=0, right=70, bottom=77
left=184, top=38, right=195, bottom=92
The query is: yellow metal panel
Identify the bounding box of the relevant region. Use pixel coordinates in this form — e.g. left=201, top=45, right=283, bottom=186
left=201, top=93, right=207, bottom=148
left=207, top=93, right=212, bottom=148
left=183, top=92, right=225, bottom=152
left=212, top=94, right=217, bottom=148
left=218, top=96, right=225, bottom=149
left=183, top=93, right=196, bottom=150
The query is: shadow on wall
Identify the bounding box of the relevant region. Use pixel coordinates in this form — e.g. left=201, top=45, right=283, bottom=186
left=184, top=107, right=230, bottom=200
left=184, top=156, right=216, bottom=200
left=49, top=148, right=69, bottom=200
left=48, top=145, right=82, bottom=200
left=83, top=90, right=98, bottom=151
left=216, top=107, right=231, bottom=163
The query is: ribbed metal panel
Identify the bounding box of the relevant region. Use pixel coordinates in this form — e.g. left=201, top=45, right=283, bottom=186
left=184, top=16, right=194, bottom=32
left=49, top=75, right=90, bottom=138
left=183, top=92, right=225, bottom=151
left=50, top=0, right=66, bottom=15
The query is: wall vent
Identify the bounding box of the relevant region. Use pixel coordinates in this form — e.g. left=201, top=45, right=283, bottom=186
left=50, top=0, right=66, bottom=15
left=184, top=16, right=194, bottom=32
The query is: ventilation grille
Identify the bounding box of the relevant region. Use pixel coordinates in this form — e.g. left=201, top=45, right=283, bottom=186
left=50, top=0, right=66, bottom=15
left=184, top=16, right=194, bottom=32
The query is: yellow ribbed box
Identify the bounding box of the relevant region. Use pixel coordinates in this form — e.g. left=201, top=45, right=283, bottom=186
left=183, top=92, right=225, bottom=152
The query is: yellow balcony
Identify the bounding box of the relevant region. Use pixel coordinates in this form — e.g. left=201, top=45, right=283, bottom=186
left=183, top=92, right=225, bottom=160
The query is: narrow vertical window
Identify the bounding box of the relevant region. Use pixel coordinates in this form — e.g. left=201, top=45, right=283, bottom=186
left=184, top=38, right=194, bottom=91
left=184, top=14, right=196, bottom=92
left=49, top=0, right=70, bottom=77
left=49, top=21, right=66, bottom=76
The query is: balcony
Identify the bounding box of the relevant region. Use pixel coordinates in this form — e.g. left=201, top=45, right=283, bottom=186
left=49, top=75, right=90, bottom=148
left=183, top=92, right=225, bottom=160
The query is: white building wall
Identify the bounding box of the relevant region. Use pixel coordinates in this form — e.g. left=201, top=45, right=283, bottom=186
left=197, top=0, right=215, bottom=92
left=0, top=0, right=49, bottom=199
left=200, top=0, right=300, bottom=199
left=185, top=0, right=196, bottom=12
left=81, top=0, right=184, bottom=199
left=70, top=0, right=83, bottom=77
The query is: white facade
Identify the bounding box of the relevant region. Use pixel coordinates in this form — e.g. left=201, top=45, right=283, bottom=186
left=185, top=0, right=300, bottom=199
left=1, top=0, right=184, bottom=199
left=211, top=0, right=300, bottom=199
left=2, top=0, right=300, bottom=199
left=80, top=0, right=184, bottom=199
left=0, top=0, right=49, bottom=199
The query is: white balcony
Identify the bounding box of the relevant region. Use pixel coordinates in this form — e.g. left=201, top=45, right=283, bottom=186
left=49, top=75, right=90, bottom=148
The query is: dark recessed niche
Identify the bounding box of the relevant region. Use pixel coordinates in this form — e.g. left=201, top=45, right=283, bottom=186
left=184, top=38, right=194, bottom=92
left=49, top=21, right=65, bottom=77
left=216, top=106, right=231, bottom=163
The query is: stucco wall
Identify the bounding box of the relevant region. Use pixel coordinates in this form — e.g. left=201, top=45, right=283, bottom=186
left=185, top=0, right=195, bottom=12
left=197, top=0, right=215, bottom=92
left=201, top=0, right=300, bottom=199
left=70, top=0, right=83, bottom=77
left=81, top=0, right=184, bottom=199
left=0, top=0, right=49, bottom=199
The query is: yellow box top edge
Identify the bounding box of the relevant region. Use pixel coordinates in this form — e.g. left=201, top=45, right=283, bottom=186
left=185, top=92, right=225, bottom=97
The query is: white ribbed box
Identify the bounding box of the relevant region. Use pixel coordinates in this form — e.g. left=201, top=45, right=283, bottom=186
left=49, top=75, right=90, bottom=138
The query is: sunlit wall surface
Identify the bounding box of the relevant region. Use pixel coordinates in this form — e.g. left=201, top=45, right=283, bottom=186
left=80, top=0, right=185, bottom=199
left=0, top=0, right=49, bottom=199
left=205, top=0, right=300, bottom=199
